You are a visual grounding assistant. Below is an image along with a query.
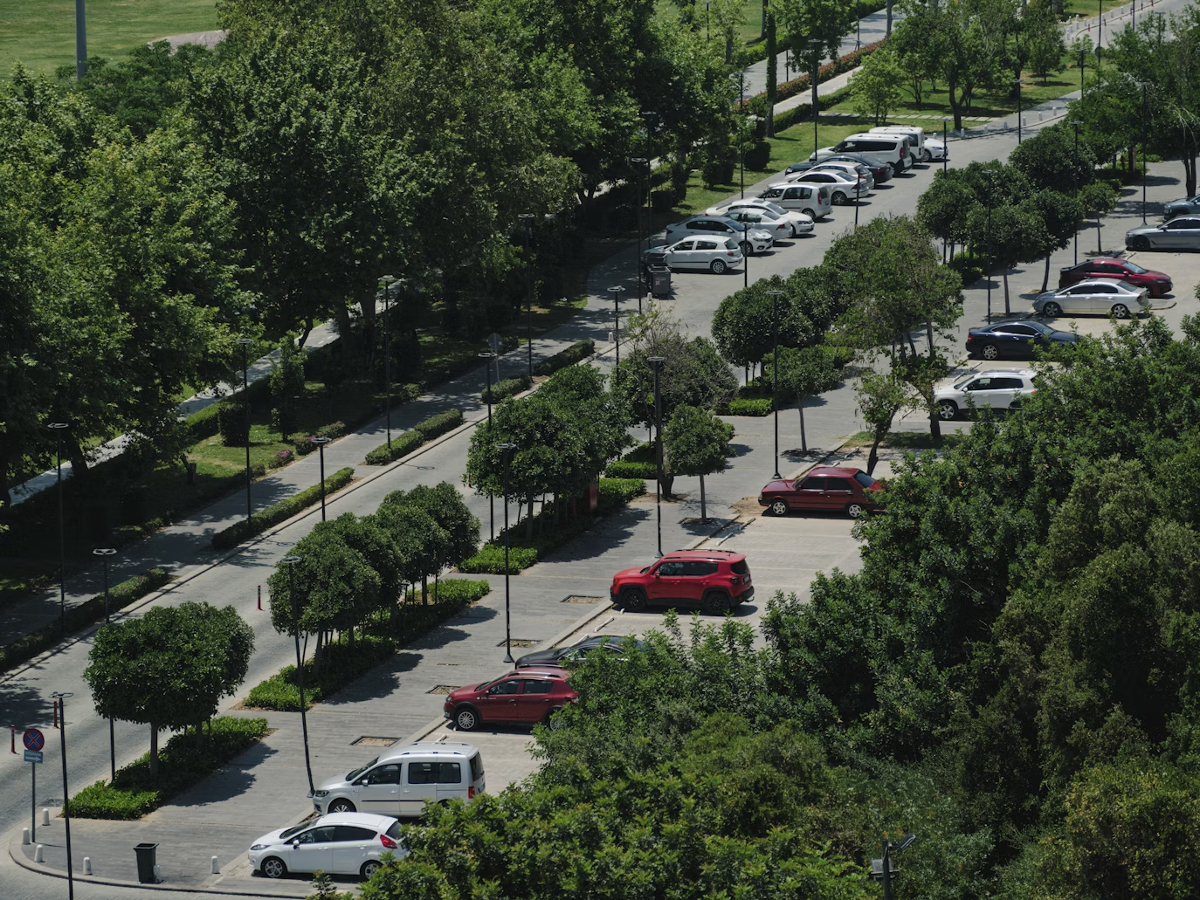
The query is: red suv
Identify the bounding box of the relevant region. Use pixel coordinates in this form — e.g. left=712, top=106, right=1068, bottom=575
left=610, top=549, right=754, bottom=614
left=444, top=668, right=576, bottom=732
left=1057, top=258, right=1172, bottom=297
left=758, top=466, right=883, bottom=518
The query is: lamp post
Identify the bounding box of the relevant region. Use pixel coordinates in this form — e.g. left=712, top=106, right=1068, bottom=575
left=649, top=356, right=666, bottom=558
left=50, top=691, right=75, bottom=900
left=379, top=275, right=397, bottom=451
left=986, top=174, right=994, bottom=321
left=1071, top=119, right=1083, bottom=264
left=767, top=291, right=785, bottom=479
left=49, top=421, right=69, bottom=638
left=496, top=443, right=516, bottom=663
left=607, top=286, right=625, bottom=381
left=519, top=213, right=536, bottom=379
left=1140, top=81, right=1148, bottom=223
left=93, top=547, right=117, bottom=781
left=1013, top=78, right=1023, bottom=143
left=809, top=40, right=822, bottom=158
left=479, top=351, right=496, bottom=542
left=235, top=337, right=254, bottom=521
left=310, top=436, right=331, bottom=521
left=1077, top=47, right=1087, bottom=94
left=74, top=0, right=87, bottom=80
left=942, top=117, right=950, bottom=173
left=705, top=0, right=710, bottom=39
left=282, top=556, right=315, bottom=796
left=631, top=157, right=649, bottom=313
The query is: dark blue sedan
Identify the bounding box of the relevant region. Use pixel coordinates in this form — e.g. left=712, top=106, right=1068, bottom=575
left=965, top=320, right=1077, bottom=361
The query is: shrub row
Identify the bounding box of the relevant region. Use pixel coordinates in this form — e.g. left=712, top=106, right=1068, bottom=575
left=773, top=85, right=854, bottom=133
left=718, top=398, right=774, bottom=417
left=363, top=409, right=464, bottom=465
left=739, top=3, right=887, bottom=66
left=605, top=460, right=658, bottom=479
left=404, top=578, right=492, bottom=605
left=210, top=467, right=355, bottom=551
left=0, top=568, right=170, bottom=675
left=458, top=545, right=541, bottom=575
left=773, top=40, right=885, bottom=105
left=293, top=421, right=347, bottom=455
left=482, top=375, right=532, bottom=404
left=536, top=340, right=595, bottom=377
left=70, top=717, right=270, bottom=819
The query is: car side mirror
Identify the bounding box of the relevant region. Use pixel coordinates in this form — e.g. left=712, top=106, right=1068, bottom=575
left=292, top=841, right=301, bottom=849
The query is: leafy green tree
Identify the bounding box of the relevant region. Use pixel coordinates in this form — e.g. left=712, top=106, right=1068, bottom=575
left=1080, top=180, right=1119, bottom=256
left=916, top=170, right=975, bottom=258
left=854, top=369, right=908, bottom=475
left=84, top=603, right=254, bottom=777
left=763, top=346, right=842, bottom=452
left=374, top=501, right=450, bottom=604
left=1023, top=0, right=1066, bottom=82
left=967, top=201, right=1046, bottom=314
left=850, top=47, right=906, bottom=124
left=1025, top=190, right=1086, bottom=291
left=663, top=404, right=734, bottom=522
left=382, top=483, right=480, bottom=573
left=536, top=364, right=632, bottom=498
left=1008, top=121, right=1098, bottom=193
left=270, top=335, right=307, bottom=436
left=777, top=0, right=854, bottom=63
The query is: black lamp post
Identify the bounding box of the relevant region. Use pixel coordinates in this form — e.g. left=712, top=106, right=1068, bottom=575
left=1140, top=81, right=1148, bottom=224
left=1077, top=47, right=1087, bottom=94
left=50, top=690, right=75, bottom=900
left=282, top=556, right=315, bottom=796
left=235, top=337, right=254, bottom=521
left=767, top=290, right=784, bottom=479
left=519, top=213, right=536, bottom=379
left=310, top=436, right=331, bottom=521
left=705, top=0, right=710, bottom=39
left=93, top=547, right=117, bottom=781
left=496, top=442, right=516, bottom=663
left=986, top=174, right=994, bottom=321
left=649, top=356, right=666, bottom=558
left=1071, top=119, right=1083, bottom=264
left=379, top=275, right=397, bottom=451
left=809, top=40, right=822, bottom=157
left=1013, top=78, right=1023, bottom=143
left=49, top=421, right=69, bottom=638
left=631, top=157, right=649, bottom=313
left=870, top=833, right=916, bottom=900
left=479, top=351, right=496, bottom=542
left=607, top=286, right=625, bottom=380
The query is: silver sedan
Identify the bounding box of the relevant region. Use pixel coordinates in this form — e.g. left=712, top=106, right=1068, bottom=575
left=1125, top=216, right=1200, bottom=251
left=1033, top=280, right=1149, bottom=319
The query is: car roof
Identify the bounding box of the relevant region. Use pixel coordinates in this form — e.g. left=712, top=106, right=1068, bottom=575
left=807, top=466, right=868, bottom=477
left=502, top=666, right=569, bottom=678
left=661, top=548, right=746, bottom=561
left=383, top=741, right=481, bottom=759
left=315, top=812, right=398, bottom=828
left=1070, top=279, right=1139, bottom=290
left=971, top=368, right=1035, bottom=376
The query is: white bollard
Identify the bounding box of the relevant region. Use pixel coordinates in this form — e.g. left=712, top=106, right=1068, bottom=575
left=41, top=808, right=50, bottom=826
left=22, top=828, right=29, bottom=846
left=35, top=844, right=44, bottom=863
left=153, top=863, right=163, bottom=882
left=607, top=331, right=615, bottom=343
left=211, top=856, right=219, bottom=874
left=84, top=857, right=92, bottom=875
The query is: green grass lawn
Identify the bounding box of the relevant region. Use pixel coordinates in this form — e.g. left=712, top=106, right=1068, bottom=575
left=0, top=0, right=219, bottom=77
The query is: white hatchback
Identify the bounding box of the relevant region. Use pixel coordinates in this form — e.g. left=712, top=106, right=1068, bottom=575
left=249, top=812, right=407, bottom=881
left=784, top=170, right=865, bottom=205
left=706, top=200, right=814, bottom=237
left=661, top=237, right=744, bottom=274
left=934, top=369, right=1037, bottom=420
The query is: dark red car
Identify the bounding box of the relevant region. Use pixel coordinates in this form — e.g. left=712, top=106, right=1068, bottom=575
left=443, top=667, right=576, bottom=731
left=1057, top=258, right=1172, bottom=297
left=610, top=549, right=754, bottom=614
left=758, top=466, right=883, bottom=518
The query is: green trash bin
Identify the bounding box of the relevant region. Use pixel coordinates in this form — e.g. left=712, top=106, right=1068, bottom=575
left=134, top=842, right=158, bottom=883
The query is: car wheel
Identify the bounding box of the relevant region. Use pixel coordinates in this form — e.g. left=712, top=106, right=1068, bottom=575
left=921, top=149, right=933, bottom=162
left=831, top=191, right=847, bottom=205
left=770, top=499, right=789, bottom=517
left=801, top=208, right=816, bottom=219
left=361, top=860, right=382, bottom=881
left=1042, top=301, right=1062, bottom=318
left=739, top=240, right=753, bottom=257
left=454, top=706, right=480, bottom=731
left=846, top=502, right=866, bottom=519
left=980, top=344, right=1000, bottom=361
left=261, top=857, right=287, bottom=879
left=1132, top=236, right=1151, bottom=251
left=710, top=259, right=727, bottom=275
left=544, top=707, right=564, bottom=730
left=937, top=400, right=959, bottom=421
left=1111, top=303, right=1131, bottom=318
left=619, top=586, right=648, bottom=612
left=328, top=798, right=356, bottom=814
left=702, top=591, right=731, bottom=615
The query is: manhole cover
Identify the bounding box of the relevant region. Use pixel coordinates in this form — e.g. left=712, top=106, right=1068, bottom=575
left=498, top=639, right=539, bottom=648
left=427, top=685, right=459, bottom=695
left=562, top=595, right=603, bottom=604
left=352, top=736, right=399, bottom=747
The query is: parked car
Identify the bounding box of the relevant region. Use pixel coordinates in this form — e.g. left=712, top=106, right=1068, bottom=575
left=924, top=136, right=948, bottom=161
left=249, top=812, right=407, bottom=881
left=810, top=160, right=875, bottom=192
left=934, top=369, right=1036, bottom=420
left=758, top=182, right=833, bottom=220
left=758, top=466, right=883, bottom=518
left=1057, top=257, right=1172, bottom=296
left=663, top=215, right=773, bottom=255
left=716, top=207, right=794, bottom=241
left=1125, top=216, right=1200, bottom=251
left=1163, top=194, right=1200, bottom=220
left=657, top=237, right=744, bottom=274
left=1033, top=280, right=1150, bottom=319
left=810, top=133, right=913, bottom=175
left=610, top=549, right=754, bottom=614
left=311, top=741, right=485, bottom=816
left=785, top=169, right=865, bottom=205
left=708, top=200, right=814, bottom=237
left=444, top=667, right=577, bottom=731
left=785, top=155, right=892, bottom=183
left=966, top=320, right=1078, bottom=360
left=869, top=125, right=928, bottom=161
left=515, top=634, right=645, bottom=668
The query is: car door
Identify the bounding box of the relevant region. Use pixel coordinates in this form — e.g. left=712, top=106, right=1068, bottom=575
left=329, top=825, right=378, bottom=875
left=517, top=678, right=554, bottom=722
left=648, top=560, right=686, bottom=600
left=679, top=561, right=717, bottom=602
left=475, top=677, right=521, bottom=724
left=822, top=477, right=856, bottom=511
left=781, top=185, right=811, bottom=209
left=665, top=239, right=696, bottom=269
left=997, top=324, right=1040, bottom=356
left=793, top=475, right=829, bottom=510
left=433, top=762, right=465, bottom=802
left=359, top=763, right=402, bottom=813
left=285, top=825, right=336, bottom=874
left=962, top=376, right=1004, bottom=409
left=400, top=761, right=439, bottom=814
left=1163, top=218, right=1200, bottom=247
left=693, top=238, right=720, bottom=268
left=987, top=377, right=1025, bottom=410
left=1091, top=282, right=1124, bottom=312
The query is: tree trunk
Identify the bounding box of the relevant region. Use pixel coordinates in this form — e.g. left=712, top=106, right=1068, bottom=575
left=886, top=0, right=894, bottom=36
left=1002, top=270, right=1011, bottom=314
left=948, top=73, right=963, bottom=131
left=1097, top=214, right=1103, bottom=254
left=313, top=630, right=324, bottom=680
left=1042, top=254, right=1052, bottom=292
left=422, top=575, right=428, bottom=606
left=927, top=320, right=942, bottom=447
left=867, top=435, right=882, bottom=475
left=434, top=572, right=440, bottom=602
left=798, top=401, right=808, bottom=452
left=150, top=725, right=159, bottom=779
left=699, top=473, right=708, bottom=523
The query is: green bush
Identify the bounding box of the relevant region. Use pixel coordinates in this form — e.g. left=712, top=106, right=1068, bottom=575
left=217, top=399, right=248, bottom=446
left=0, top=568, right=170, bottom=675
left=69, top=717, right=269, bottom=819
left=718, top=398, right=773, bottom=416
left=415, top=408, right=464, bottom=439
left=210, top=467, right=355, bottom=551
left=598, top=477, right=647, bottom=514
left=458, top=544, right=540, bottom=574
left=536, top=340, right=595, bottom=376
left=364, top=429, right=424, bottom=465
left=407, top=578, right=491, bottom=605
left=744, top=140, right=771, bottom=170
left=482, top=375, right=532, bottom=404
left=246, top=634, right=395, bottom=711
left=316, top=421, right=346, bottom=440
left=605, top=460, right=657, bottom=479
left=184, top=401, right=222, bottom=442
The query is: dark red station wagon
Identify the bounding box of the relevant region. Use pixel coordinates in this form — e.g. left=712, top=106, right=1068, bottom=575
left=1057, top=257, right=1172, bottom=297
left=443, top=667, right=576, bottom=732
left=610, top=549, right=754, bottom=614
left=758, top=466, right=883, bottom=518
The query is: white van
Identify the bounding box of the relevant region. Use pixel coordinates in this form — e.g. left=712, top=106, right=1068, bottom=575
left=870, top=126, right=928, bottom=162
left=758, top=182, right=833, bottom=220
left=311, top=741, right=485, bottom=817
left=810, top=133, right=912, bottom=175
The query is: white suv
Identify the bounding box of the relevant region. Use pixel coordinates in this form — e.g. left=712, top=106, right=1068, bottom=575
left=934, top=369, right=1037, bottom=420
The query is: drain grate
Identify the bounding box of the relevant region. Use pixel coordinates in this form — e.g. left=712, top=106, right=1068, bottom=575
left=498, top=638, right=539, bottom=648
left=562, top=595, right=603, bottom=604
left=427, top=685, right=459, bottom=695
left=352, top=736, right=399, bottom=747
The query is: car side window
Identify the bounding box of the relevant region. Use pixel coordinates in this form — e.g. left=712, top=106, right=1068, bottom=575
left=436, top=762, right=462, bottom=784
left=489, top=679, right=521, bottom=695
left=297, top=826, right=336, bottom=844
left=799, top=476, right=827, bottom=491
left=408, top=762, right=436, bottom=785
left=695, top=240, right=718, bottom=250
left=681, top=561, right=719, bottom=576
left=674, top=240, right=695, bottom=251
left=991, top=378, right=1024, bottom=390
left=824, top=478, right=854, bottom=492
left=1006, top=325, right=1037, bottom=336
left=965, top=378, right=991, bottom=391
left=332, top=826, right=377, bottom=842
left=655, top=561, right=685, bottom=576
left=365, top=764, right=401, bottom=785
left=523, top=679, right=553, bottom=695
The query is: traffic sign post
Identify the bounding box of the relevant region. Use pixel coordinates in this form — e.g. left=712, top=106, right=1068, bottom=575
left=23, top=728, right=44, bottom=752
left=23, top=729, right=44, bottom=843
left=24, top=750, right=43, bottom=763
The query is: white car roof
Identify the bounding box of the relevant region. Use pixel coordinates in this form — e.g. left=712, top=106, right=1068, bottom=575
left=314, top=812, right=399, bottom=829
left=380, top=741, right=480, bottom=762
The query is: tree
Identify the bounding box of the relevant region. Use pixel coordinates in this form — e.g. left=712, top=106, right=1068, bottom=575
left=84, top=603, right=254, bottom=777
left=854, top=369, right=908, bottom=475
left=764, top=346, right=842, bottom=453
left=374, top=501, right=451, bottom=604
left=967, top=201, right=1046, bottom=314
left=850, top=48, right=906, bottom=124
left=663, top=405, right=734, bottom=522
left=1023, top=0, right=1066, bottom=83
left=916, top=170, right=975, bottom=258
left=1025, top=190, right=1086, bottom=291
left=777, top=0, right=854, bottom=63
left=381, top=483, right=480, bottom=598
left=1081, top=180, right=1119, bottom=255
left=1008, top=121, right=1098, bottom=193
left=270, top=334, right=307, bottom=436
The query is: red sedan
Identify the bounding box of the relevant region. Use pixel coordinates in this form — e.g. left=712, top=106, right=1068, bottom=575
left=758, top=466, right=883, bottom=518
left=1057, top=258, right=1172, bottom=297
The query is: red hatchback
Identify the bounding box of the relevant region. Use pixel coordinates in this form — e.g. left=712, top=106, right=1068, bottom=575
left=758, top=466, right=883, bottom=518
left=1057, top=258, right=1172, bottom=297
left=443, top=668, right=576, bottom=732
left=610, top=549, right=754, bottom=614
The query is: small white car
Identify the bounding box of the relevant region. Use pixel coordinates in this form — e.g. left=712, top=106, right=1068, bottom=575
left=934, top=369, right=1037, bottom=420
left=663, top=215, right=773, bottom=255
left=1033, top=279, right=1149, bottom=319
left=711, top=207, right=793, bottom=242
left=706, top=200, right=814, bottom=237
left=925, top=137, right=947, bottom=160
left=809, top=161, right=875, bottom=192
left=785, top=170, right=865, bottom=205
left=249, top=812, right=407, bottom=881
left=661, top=237, right=744, bottom=274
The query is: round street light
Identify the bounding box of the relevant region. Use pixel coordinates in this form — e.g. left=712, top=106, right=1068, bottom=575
left=479, top=351, right=497, bottom=542
left=648, top=356, right=667, bottom=557
left=281, top=555, right=315, bottom=796
left=495, top=442, right=517, bottom=662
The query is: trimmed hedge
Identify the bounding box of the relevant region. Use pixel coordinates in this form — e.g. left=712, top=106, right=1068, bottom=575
left=719, top=398, right=773, bottom=417
left=405, top=578, right=492, bottom=605
left=536, top=340, right=595, bottom=376
left=605, top=460, right=657, bottom=479
left=363, top=409, right=463, bottom=465
left=774, top=85, right=855, bottom=133
left=773, top=40, right=885, bottom=106
left=458, top=545, right=540, bottom=575
left=597, top=477, right=647, bottom=514
left=70, top=717, right=270, bottom=819
left=0, top=568, right=170, bottom=675
left=482, top=375, right=532, bottom=404
left=210, top=467, right=355, bottom=551
left=415, top=408, right=463, bottom=440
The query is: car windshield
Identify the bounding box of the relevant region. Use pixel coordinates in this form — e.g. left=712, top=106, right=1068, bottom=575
left=280, top=823, right=310, bottom=841
left=1026, top=321, right=1054, bottom=335
left=345, top=757, right=379, bottom=782
left=853, top=472, right=878, bottom=488
left=386, top=822, right=402, bottom=840
left=1123, top=262, right=1148, bottom=274
left=725, top=238, right=740, bottom=250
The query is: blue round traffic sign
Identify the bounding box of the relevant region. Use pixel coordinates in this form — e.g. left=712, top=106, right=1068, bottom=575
left=23, top=728, right=44, bottom=752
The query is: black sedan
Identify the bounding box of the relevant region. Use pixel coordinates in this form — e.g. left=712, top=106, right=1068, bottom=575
left=785, top=155, right=892, bottom=183
left=515, top=635, right=643, bottom=669
left=1163, top=194, right=1200, bottom=220
left=965, top=320, right=1077, bottom=360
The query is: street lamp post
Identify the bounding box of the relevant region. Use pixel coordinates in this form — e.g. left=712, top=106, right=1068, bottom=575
left=809, top=40, right=822, bottom=157
left=1071, top=120, right=1083, bottom=265
left=631, top=157, right=649, bottom=313
left=706, top=0, right=711, bottom=40
left=1141, top=81, right=1148, bottom=224
left=235, top=337, right=254, bottom=521
left=519, top=214, right=536, bottom=379
left=1077, top=48, right=1087, bottom=94
left=649, top=356, right=666, bottom=558
left=1013, top=78, right=1023, bottom=143
left=942, top=117, right=950, bottom=173
left=50, top=691, right=75, bottom=900
left=479, top=351, right=496, bottom=542
left=379, top=276, right=397, bottom=451
left=767, top=291, right=785, bottom=479
left=310, top=436, right=331, bottom=521
left=607, top=286, right=625, bottom=381
left=496, top=443, right=516, bottom=663
left=282, top=556, right=315, bottom=796
left=93, top=547, right=117, bottom=781
left=986, top=176, right=994, bottom=321
left=49, top=421, right=69, bottom=638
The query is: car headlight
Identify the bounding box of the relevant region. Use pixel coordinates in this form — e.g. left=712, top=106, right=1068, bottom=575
left=250, top=844, right=268, bottom=851
left=311, top=790, right=329, bottom=798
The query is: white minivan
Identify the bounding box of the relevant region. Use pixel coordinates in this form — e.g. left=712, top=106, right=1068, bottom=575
left=757, top=182, right=833, bottom=220
left=810, top=133, right=912, bottom=175
left=311, top=741, right=485, bottom=817
left=870, top=126, right=928, bottom=162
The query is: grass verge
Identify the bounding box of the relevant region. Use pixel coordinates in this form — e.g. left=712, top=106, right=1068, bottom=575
left=845, top=430, right=970, bottom=452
